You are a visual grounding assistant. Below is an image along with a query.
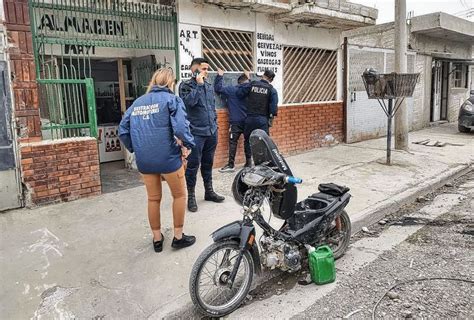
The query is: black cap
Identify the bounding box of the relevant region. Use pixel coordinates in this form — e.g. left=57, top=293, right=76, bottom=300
left=261, top=69, right=275, bottom=80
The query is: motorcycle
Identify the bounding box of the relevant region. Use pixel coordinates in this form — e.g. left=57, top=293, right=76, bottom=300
left=189, top=129, right=352, bottom=317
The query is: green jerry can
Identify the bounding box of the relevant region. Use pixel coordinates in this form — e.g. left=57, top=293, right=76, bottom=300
left=307, top=245, right=336, bottom=285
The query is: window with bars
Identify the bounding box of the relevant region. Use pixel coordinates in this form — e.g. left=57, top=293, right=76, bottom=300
left=283, top=46, right=337, bottom=104
left=202, top=28, right=254, bottom=72
left=452, top=63, right=468, bottom=89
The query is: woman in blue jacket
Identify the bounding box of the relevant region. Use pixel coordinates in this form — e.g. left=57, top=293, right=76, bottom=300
left=119, top=68, right=196, bottom=253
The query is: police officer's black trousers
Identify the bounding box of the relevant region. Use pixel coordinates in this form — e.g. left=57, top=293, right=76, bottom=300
left=185, top=133, right=218, bottom=190
left=244, top=116, right=269, bottom=159
left=228, top=122, right=250, bottom=166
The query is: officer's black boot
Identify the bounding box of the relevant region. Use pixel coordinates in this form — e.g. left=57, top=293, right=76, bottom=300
left=187, top=188, right=198, bottom=212
left=204, top=182, right=225, bottom=203
left=244, top=158, right=252, bottom=168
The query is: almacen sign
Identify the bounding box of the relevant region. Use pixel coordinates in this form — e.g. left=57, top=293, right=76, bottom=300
left=37, top=13, right=125, bottom=55
left=32, top=5, right=175, bottom=56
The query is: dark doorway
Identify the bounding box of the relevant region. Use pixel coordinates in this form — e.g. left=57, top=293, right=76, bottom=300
left=431, top=60, right=449, bottom=122
left=440, top=61, right=449, bottom=120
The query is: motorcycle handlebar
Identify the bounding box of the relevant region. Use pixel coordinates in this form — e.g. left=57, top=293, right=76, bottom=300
left=284, top=176, right=303, bottom=184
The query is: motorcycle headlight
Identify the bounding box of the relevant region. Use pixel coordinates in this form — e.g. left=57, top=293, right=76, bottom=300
left=242, top=172, right=265, bottom=186
left=463, top=100, right=473, bottom=112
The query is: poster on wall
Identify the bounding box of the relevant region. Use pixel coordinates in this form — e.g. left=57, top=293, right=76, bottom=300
left=98, top=125, right=124, bottom=163
left=178, top=23, right=202, bottom=80
left=104, top=127, right=122, bottom=153
left=255, top=32, right=283, bottom=101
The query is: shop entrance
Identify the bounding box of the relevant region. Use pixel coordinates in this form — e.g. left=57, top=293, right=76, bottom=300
left=29, top=0, right=178, bottom=192
left=431, top=60, right=449, bottom=122
left=91, top=57, right=155, bottom=193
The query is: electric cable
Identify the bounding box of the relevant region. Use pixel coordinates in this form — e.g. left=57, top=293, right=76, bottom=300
left=371, top=277, right=474, bottom=320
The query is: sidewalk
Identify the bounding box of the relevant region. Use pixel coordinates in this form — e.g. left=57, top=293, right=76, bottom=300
left=0, top=123, right=472, bottom=319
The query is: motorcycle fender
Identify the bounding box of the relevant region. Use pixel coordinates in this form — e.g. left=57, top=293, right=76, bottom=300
left=211, top=221, right=262, bottom=275
left=211, top=220, right=242, bottom=242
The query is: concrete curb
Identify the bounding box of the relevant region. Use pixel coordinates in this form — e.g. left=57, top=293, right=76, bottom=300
left=350, top=163, right=473, bottom=234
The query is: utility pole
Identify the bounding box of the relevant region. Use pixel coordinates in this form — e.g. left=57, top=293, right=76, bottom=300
left=394, top=0, right=409, bottom=150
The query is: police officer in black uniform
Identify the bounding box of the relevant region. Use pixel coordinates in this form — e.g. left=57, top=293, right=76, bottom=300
left=179, top=58, right=225, bottom=212
left=236, top=69, right=279, bottom=166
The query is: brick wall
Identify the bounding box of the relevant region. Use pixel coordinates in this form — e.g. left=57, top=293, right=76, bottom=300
left=20, top=138, right=101, bottom=206
left=3, top=0, right=41, bottom=141
left=3, top=0, right=103, bottom=206
left=214, top=102, right=344, bottom=167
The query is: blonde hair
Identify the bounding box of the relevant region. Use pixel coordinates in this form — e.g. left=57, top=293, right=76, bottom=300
left=146, top=67, right=175, bottom=93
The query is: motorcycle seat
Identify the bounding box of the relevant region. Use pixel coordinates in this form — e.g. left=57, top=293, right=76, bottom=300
left=318, top=183, right=350, bottom=197
left=293, top=193, right=337, bottom=218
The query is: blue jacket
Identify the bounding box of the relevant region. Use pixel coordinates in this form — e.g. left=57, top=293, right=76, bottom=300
left=119, top=86, right=195, bottom=174
left=179, top=78, right=217, bottom=137
left=236, top=79, right=279, bottom=117
left=214, top=75, right=247, bottom=124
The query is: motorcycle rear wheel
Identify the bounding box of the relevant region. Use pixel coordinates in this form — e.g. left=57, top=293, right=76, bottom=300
left=322, top=210, right=351, bottom=259
left=189, top=240, right=254, bottom=317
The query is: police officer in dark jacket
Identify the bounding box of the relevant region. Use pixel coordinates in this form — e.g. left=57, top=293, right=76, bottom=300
left=236, top=69, right=279, bottom=166
left=214, top=68, right=250, bottom=172
left=179, top=58, right=225, bottom=212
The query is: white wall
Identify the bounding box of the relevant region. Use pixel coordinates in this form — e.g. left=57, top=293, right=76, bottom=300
left=412, top=34, right=472, bottom=60
left=346, top=45, right=417, bottom=143
left=273, top=20, right=340, bottom=50
left=345, top=23, right=473, bottom=142
left=177, top=0, right=343, bottom=104
left=177, top=1, right=256, bottom=32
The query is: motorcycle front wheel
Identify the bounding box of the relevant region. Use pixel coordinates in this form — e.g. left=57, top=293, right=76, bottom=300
left=189, top=240, right=254, bottom=317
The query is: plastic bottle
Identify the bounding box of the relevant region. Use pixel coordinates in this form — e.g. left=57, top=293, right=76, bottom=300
left=306, top=245, right=336, bottom=285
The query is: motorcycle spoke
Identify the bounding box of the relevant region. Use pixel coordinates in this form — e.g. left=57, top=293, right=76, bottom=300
left=221, top=287, right=237, bottom=304
left=209, top=253, right=220, bottom=270
left=199, top=273, right=213, bottom=286
left=202, top=265, right=215, bottom=281
left=199, top=281, right=215, bottom=288
left=209, top=287, right=225, bottom=304
left=211, top=251, right=220, bottom=269
left=201, top=285, right=217, bottom=301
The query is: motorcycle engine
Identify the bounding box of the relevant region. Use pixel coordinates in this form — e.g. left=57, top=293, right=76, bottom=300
left=260, top=236, right=301, bottom=272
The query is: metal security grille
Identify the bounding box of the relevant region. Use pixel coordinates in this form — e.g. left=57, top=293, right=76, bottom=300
left=39, top=78, right=98, bottom=139
left=30, top=0, right=176, bottom=54
left=202, top=28, right=254, bottom=72
left=29, top=0, right=178, bottom=139
left=283, top=46, right=337, bottom=104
